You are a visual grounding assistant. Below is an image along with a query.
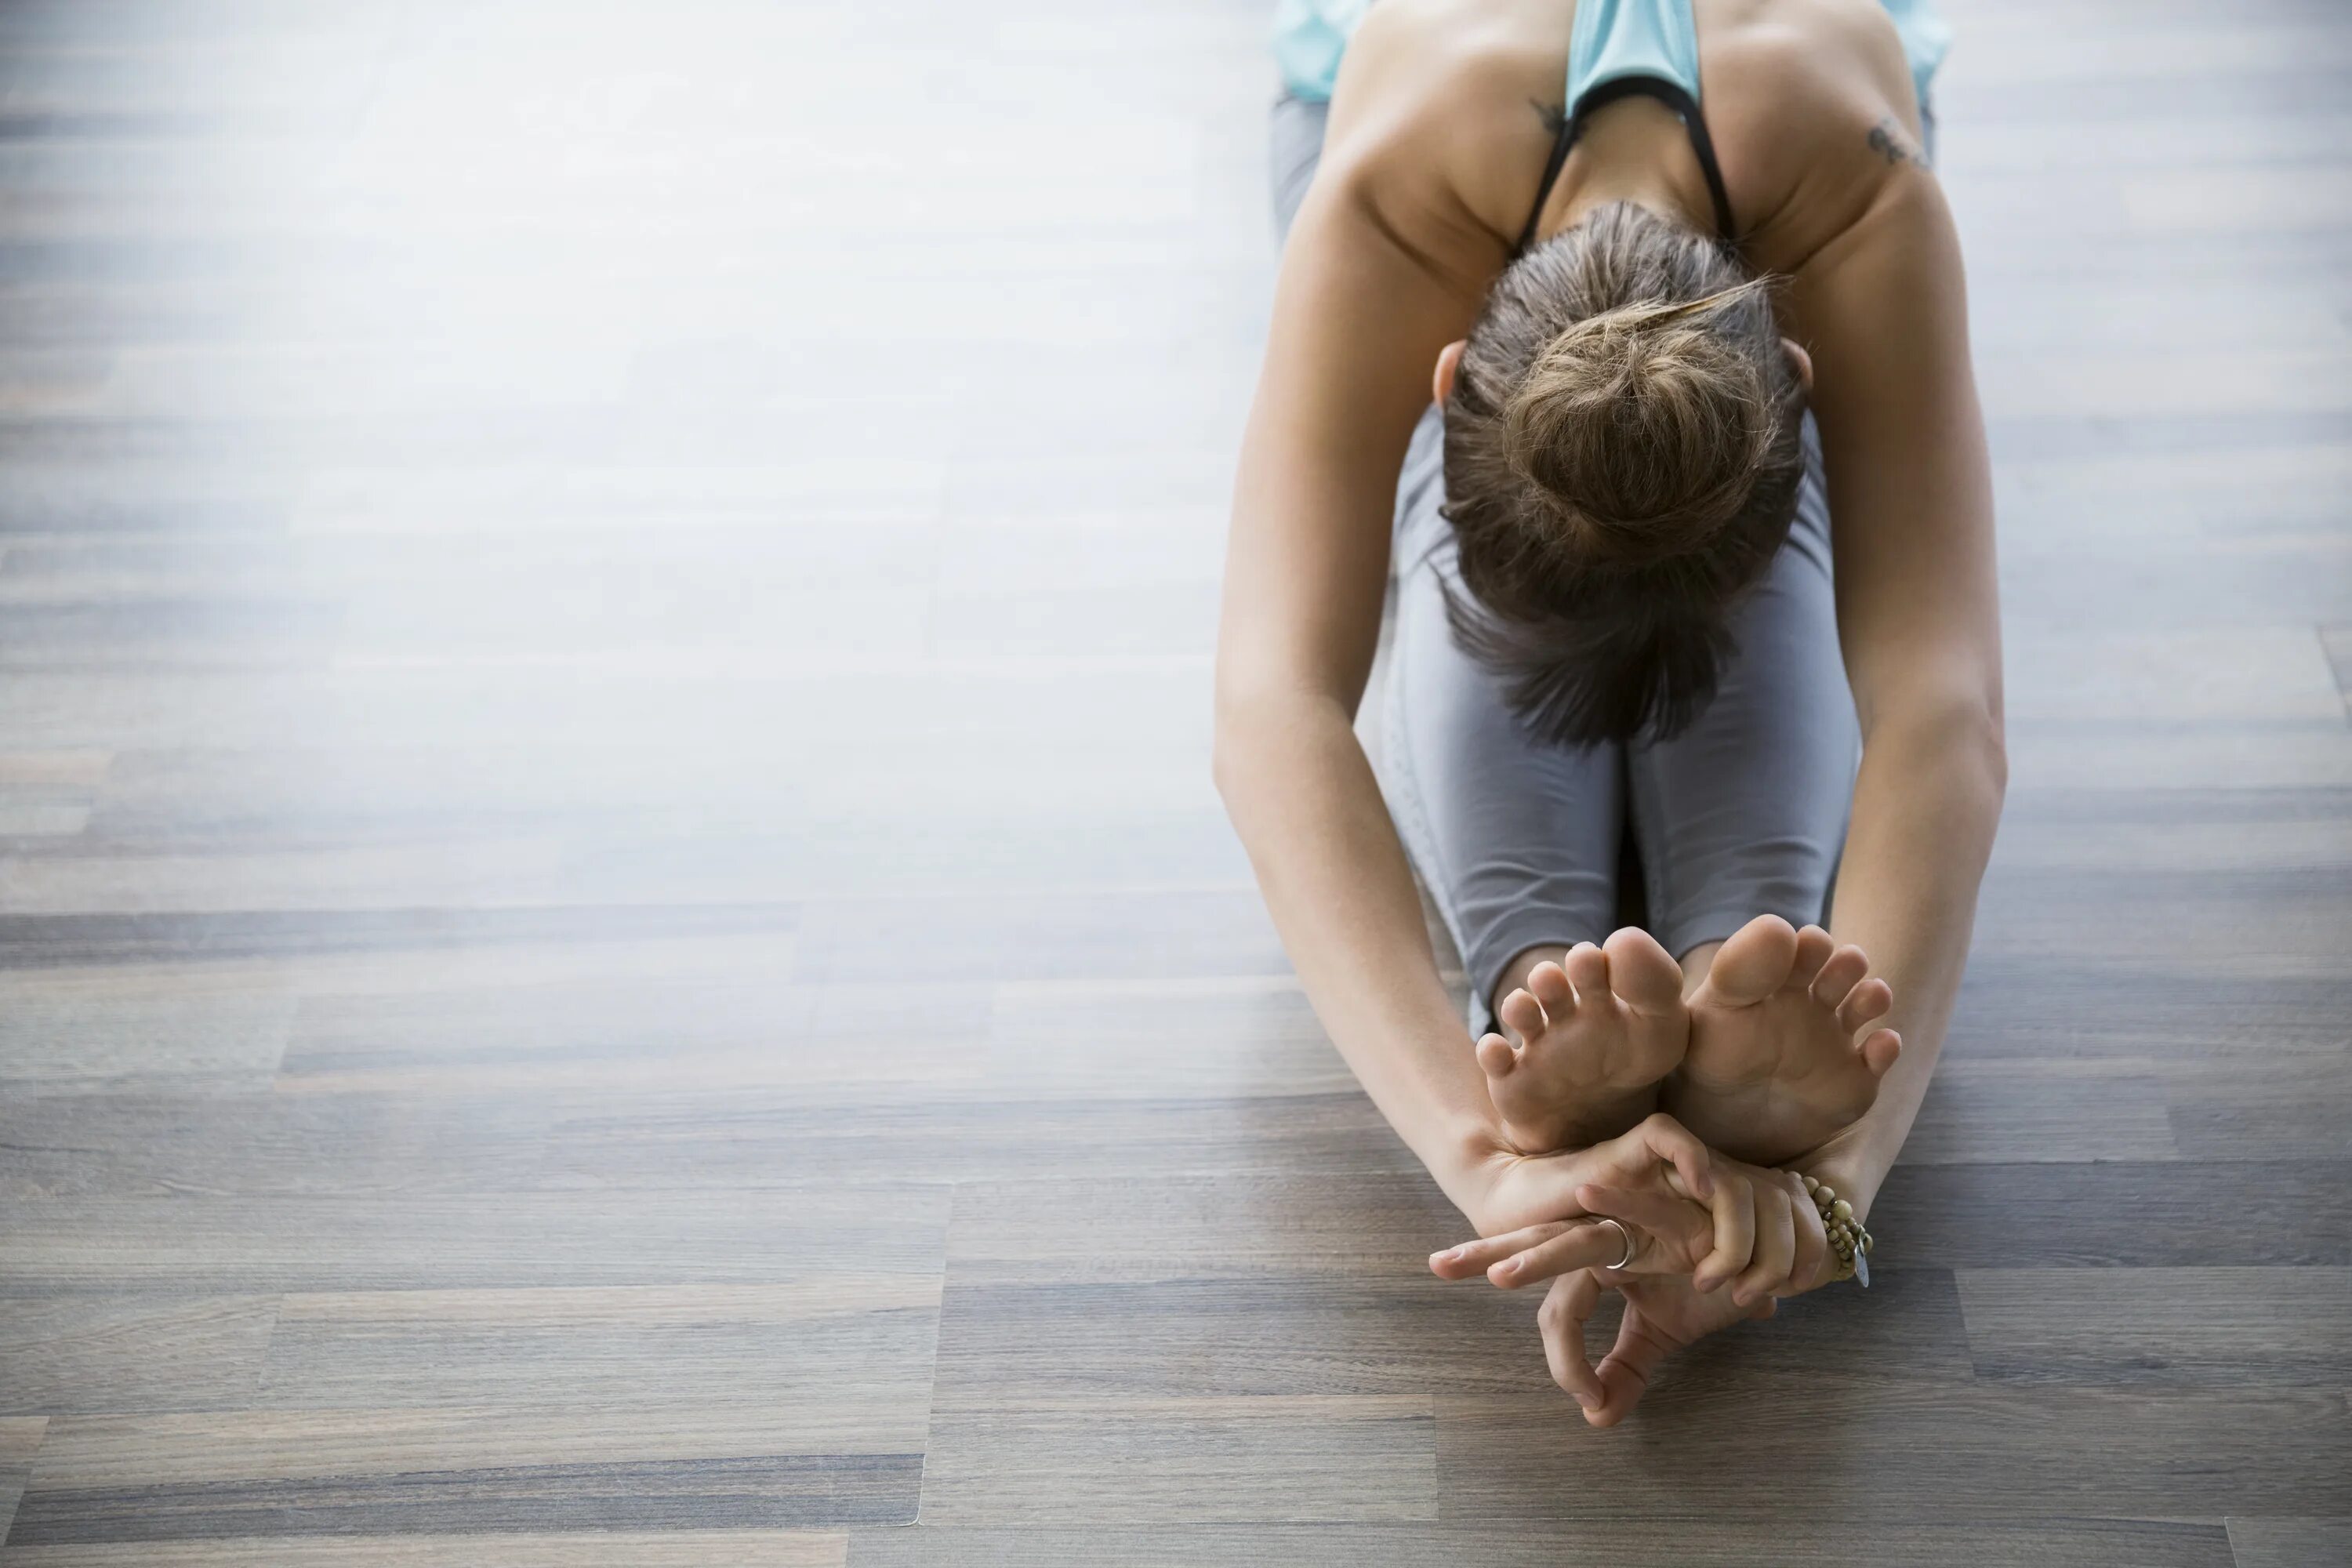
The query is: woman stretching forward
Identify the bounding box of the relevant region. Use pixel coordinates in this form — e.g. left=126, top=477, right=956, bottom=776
left=1214, top=0, right=2003, bottom=1422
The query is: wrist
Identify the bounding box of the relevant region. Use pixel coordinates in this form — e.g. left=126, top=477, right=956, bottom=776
left=1802, top=1145, right=1888, bottom=1224
left=1434, top=1119, right=1519, bottom=1232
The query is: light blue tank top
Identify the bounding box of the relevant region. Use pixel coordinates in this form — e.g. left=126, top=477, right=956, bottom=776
left=1272, top=0, right=1950, bottom=117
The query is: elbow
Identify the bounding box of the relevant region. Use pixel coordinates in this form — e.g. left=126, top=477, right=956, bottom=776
left=1210, top=682, right=1265, bottom=809
left=1863, top=684, right=2009, bottom=814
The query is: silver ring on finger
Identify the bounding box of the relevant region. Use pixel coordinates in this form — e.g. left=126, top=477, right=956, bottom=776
left=1592, top=1216, right=1636, bottom=1272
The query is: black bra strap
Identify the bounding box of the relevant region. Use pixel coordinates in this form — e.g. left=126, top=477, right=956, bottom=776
left=1513, top=75, right=1738, bottom=257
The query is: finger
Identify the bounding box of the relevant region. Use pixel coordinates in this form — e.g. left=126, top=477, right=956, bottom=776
left=1629, top=1112, right=1714, bottom=1200
left=1488, top=1220, right=1635, bottom=1290
left=1538, top=1270, right=1606, bottom=1412
left=1837, top=976, right=1893, bottom=1034
left=1526, top=960, right=1575, bottom=1021
left=1429, top=1223, right=1572, bottom=1279
left=1788, top=1174, right=1830, bottom=1293
left=1574, top=1182, right=1706, bottom=1274
left=1562, top=941, right=1610, bottom=1003
left=1498, top=988, right=1547, bottom=1044
left=1588, top=1308, right=1673, bottom=1428
left=1694, top=1171, right=1753, bottom=1293
left=1860, top=1026, right=1902, bottom=1078
left=1734, top=1183, right=1796, bottom=1305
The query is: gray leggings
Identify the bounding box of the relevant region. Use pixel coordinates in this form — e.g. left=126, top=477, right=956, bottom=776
left=1272, top=96, right=1860, bottom=1036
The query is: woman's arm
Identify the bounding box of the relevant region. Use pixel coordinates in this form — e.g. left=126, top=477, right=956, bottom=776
left=1214, top=64, right=1523, bottom=1220
left=1787, top=126, right=2008, bottom=1220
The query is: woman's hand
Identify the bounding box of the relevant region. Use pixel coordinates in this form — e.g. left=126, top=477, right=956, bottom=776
left=1438, top=1150, right=1830, bottom=1305
left=1538, top=1269, right=1776, bottom=1423
left=1458, top=1110, right=1717, bottom=1235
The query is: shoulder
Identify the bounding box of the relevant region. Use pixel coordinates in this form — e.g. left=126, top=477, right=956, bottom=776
left=1702, top=0, right=1936, bottom=272
left=1314, top=0, right=1569, bottom=265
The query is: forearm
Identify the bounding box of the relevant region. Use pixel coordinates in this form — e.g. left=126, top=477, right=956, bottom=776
left=1819, top=711, right=2006, bottom=1218
left=1215, top=694, right=1505, bottom=1211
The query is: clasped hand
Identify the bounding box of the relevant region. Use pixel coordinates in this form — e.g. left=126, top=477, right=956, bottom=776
left=1432, top=1113, right=1832, bottom=1425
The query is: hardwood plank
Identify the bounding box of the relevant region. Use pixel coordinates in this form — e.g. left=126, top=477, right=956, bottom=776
left=535, top=1090, right=1416, bottom=1189
left=0, top=1296, right=274, bottom=1415
left=280, top=977, right=987, bottom=1098
left=2, top=1416, right=47, bottom=1544
left=0, top=1189, right=950, bottom=1293
left=1955, top=1269, right=2352, bottom=1386
left=0, top=1092, right=550, bottom=1196
left=1871, top=1161, right=2352, bottom=1269
left=2321, top=624, right=2351, bottom=711
left=1900, top=1059, right=2181, bottom=1164
left=0, top=965, right=292, bottom=1091
left=848, top=1522, right=2235, bottom=1567
left=11, top=1404, right=920, bottom=1543
left=2165, top=1058, right=2352, bottom=1162
left=788, top=889, right=1284, bottom=985
left=0, top=902, right=800, bottom=968
left=0, top=1536, right=848, bottom=1568
left=1432, top=1385, right=2350, bottom=1521
left=255, top=1281, right=938, bottom=1410
left=916, top=1396, right=1436, bottom=1526
left=2226, top=1518, right=2352, bottom=1568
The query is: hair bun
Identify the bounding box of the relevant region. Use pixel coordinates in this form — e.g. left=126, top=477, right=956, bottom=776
left=1499, top=285, right=1780, bottom=568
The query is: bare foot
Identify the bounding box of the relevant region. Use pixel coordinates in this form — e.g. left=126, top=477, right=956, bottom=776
left=1479, top=927, right=1691, bottom=1153
left=1663, top=915, right=1900, bottom=1167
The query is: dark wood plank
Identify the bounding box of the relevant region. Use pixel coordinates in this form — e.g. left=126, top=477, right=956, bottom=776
left=848, top=1522, right=2235, bottom=1568
left=1870, top=1162, right=2352, bottom=1269
left=1957, top=1269, right=2352, bottom=1386
left=1, top=1416, right=47, bottom=1544
left=2227, top=1518, right=2352, bottom=1568
left=9, top=1406, right=921, bottom=1543
left=1432, top=1385, right=2350, bottom=1522
left=0, top=1537, right=848, bottom=1568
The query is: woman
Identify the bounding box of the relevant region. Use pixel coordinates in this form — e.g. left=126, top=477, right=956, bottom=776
left=1213, top=0, right=2005, bottom=1424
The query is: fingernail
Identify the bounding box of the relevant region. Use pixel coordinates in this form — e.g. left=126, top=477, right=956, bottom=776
left=1574, top=1392, right=1598, bottom=1410
left=1497, top=1258, right=1519, bottom=1276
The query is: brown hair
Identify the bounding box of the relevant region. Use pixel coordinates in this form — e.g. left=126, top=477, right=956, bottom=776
left=1440, top=201, right=1807, bottom=745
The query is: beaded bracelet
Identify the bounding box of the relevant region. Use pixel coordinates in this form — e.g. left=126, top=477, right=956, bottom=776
left=1799, top=1173, right=1874, bottom=1287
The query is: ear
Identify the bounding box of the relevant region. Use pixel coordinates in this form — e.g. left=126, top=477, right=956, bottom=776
left=1781, top=336, right=1814, bottom=393
left=1433, top=339, right=1466, bottom=405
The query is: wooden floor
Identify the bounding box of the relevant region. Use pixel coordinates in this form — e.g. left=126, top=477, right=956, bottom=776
left=1, top=0, right=2347, bottom=1562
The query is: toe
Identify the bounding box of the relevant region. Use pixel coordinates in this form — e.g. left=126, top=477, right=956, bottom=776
left=1499, top=988, right=1548, bottom=1044
left=1859, top=1026, right=1901, bottom=1078
left=1603, top=927, right=1683, bottom=1013
left=1563, top=942, right=1610, bottom=1003
left=1528, top=961, right=1576, bottom=1021
left=1704, top=913, right=1797, bottom=1006
left=1810, top=943, right=1871, bottom=1010
left=1838, top=976, right=1893, bottom=1033
left=1476, top=1032, right=1519, bottom=1080
left=1788, top=924, right=1837, bottom=993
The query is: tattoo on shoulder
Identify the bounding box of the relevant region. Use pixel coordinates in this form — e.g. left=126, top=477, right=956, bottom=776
left=1531, top=99, right=1567, bottom=137
left=1866, top=116, right=1928, bottom=169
